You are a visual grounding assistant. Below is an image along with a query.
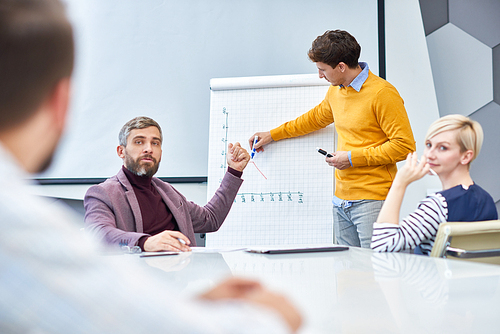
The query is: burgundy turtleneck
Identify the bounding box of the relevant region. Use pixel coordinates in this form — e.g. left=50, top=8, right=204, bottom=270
left=122, top=165, right=243, bottom=250
left=122, top=165, right=179, bottom=249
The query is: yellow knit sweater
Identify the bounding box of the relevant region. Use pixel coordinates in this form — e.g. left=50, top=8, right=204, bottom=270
left=271, top=71, right=415, bottom=200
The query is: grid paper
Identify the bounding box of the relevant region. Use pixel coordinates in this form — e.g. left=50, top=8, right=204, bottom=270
left=207, top=77, right=335, bottom=247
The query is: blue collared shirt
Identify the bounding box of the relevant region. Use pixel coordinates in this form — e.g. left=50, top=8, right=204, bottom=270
left=335, top=62, right=369, bottom=205
left=343, top=62, right=369, bottom=92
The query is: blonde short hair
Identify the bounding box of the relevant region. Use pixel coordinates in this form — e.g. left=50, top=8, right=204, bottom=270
left=425, top=114, right=483, bottom=164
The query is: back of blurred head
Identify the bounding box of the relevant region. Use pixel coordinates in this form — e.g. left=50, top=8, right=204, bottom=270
left=0, top=0, right=74, bottom=173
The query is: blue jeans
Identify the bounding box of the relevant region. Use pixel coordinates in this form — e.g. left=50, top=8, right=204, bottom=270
left=333, top=198, right=384, bottom=248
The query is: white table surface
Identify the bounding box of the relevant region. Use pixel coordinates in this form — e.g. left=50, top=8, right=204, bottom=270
left=136, top=247, right=500, bottom=334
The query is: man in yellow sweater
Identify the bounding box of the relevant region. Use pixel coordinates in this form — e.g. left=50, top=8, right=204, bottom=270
left=249, top=30, right=415, bottom=248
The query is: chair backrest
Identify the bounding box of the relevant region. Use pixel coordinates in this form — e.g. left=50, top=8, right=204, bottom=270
left=430, top=220, right=500, bottom=265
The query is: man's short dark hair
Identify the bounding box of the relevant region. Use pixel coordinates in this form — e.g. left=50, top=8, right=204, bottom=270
left=308, top=30, right=361, bottom=69
left=0, top=0, right=74, bottom=131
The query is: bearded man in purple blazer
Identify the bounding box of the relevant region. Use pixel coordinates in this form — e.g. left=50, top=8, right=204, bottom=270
left=84, top=116, right=249, bottom=252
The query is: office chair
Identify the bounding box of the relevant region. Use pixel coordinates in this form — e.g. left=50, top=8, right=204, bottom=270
left=430, top=220, right=500, bottom=265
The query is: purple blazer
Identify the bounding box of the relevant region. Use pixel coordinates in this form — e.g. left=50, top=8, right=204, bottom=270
left=83, top=168, right=243, bottom=247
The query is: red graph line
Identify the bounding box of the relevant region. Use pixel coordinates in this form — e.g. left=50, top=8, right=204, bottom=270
left=250, top=161, right=267, bottom=180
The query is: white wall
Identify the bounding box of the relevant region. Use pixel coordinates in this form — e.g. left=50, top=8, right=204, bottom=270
left=39, top=0, right=378, bottom=180
left=385, top=0, right=442, bottom=218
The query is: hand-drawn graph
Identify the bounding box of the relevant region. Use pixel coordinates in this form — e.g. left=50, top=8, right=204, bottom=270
left=206, top=74, right=335, bottom=247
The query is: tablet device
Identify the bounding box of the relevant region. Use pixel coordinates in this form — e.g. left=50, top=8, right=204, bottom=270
left=246, top=245, right=348, bottom=254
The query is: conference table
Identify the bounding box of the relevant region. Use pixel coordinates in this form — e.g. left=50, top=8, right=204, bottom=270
left=135, top=246, right=500, bottom=334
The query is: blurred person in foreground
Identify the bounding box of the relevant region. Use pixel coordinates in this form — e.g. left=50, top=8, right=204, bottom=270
left=0, top=0, right=301, bottom=332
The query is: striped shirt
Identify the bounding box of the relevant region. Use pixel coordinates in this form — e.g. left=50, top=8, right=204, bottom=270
left=371, top=184, right=498, bottom=255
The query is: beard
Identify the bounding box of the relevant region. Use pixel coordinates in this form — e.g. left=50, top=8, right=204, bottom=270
left=124, top=153, right=160, bottom=178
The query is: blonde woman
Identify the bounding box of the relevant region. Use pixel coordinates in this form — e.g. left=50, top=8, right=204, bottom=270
left=371, top=115, right=498, bottom=254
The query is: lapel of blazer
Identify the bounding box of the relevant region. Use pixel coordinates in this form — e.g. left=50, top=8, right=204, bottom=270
left=117, top=168, right=144, bottom=233
left=152, top=179, right=186, bottom=230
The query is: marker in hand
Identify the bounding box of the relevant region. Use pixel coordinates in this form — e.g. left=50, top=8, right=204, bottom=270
left=249, top=136, right=267, bottom=179
left=251, top=136, right=258, bottom=159
left=417, top=159, right=437, bottom=176
left=317, top=147, right=333, bottom=158
left=177, top=237, right=190, bottom=252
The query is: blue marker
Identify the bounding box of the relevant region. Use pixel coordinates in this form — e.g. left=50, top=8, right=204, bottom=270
left=251, top=136, right=258, bottom=159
